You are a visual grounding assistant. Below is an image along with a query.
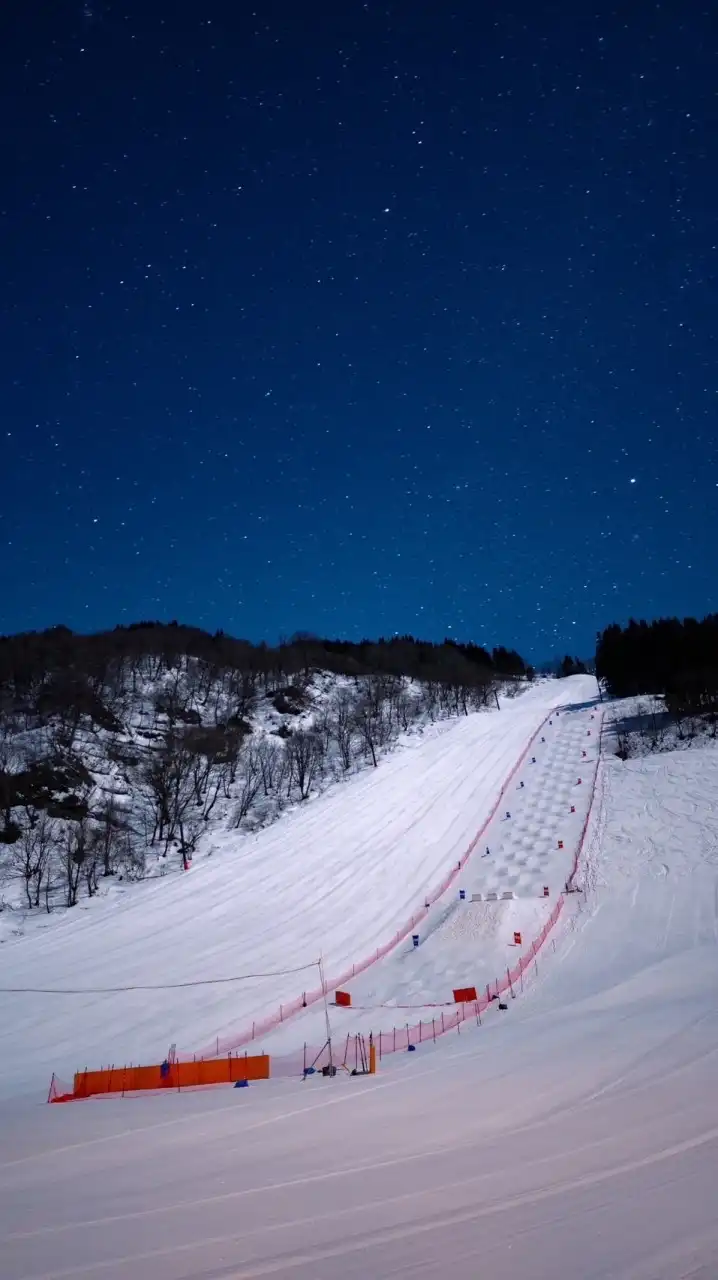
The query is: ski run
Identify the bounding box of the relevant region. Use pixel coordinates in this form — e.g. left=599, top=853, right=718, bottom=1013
left=1, top=670, right=718, bottom=1279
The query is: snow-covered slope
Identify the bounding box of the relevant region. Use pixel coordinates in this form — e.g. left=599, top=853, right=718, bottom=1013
left=0, top=675, right=594, bottom=1097
left=257, top=688, right=601, bottom=1057
left=1, top=710, right=717, bottom=1280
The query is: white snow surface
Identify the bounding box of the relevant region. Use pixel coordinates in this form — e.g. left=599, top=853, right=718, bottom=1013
left=0, top=674, right=594, bottom=1096
left=1, top=690, right=718, bottom=1278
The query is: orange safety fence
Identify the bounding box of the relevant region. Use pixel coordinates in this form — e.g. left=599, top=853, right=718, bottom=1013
left=49, top=1053, right=269, bottom=1102
left=49, top=710, right=604, bottom=1101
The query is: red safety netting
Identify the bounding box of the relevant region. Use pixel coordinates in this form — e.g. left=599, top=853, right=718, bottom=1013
left=195, top=707, right=559, bottom=1059
left=47, top=1074, right=75, bottom=1103
left=270, top=715, right=604, bottom=1076
left=47, top=715, right=604, bottom=1101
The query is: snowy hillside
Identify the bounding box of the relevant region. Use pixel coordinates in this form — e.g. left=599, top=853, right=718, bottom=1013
left=1, top=686, right=717, bottom=1279
left=0, top=628, right=532, bottom=941
left=0, top=674, right=593, bottom=1096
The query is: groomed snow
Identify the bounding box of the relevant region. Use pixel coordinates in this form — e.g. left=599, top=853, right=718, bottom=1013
left=258, top=690, right=602, bottom=1058
left=1, top=716, right=717, bottom=1278
left=0, top=675, right=595, bottom=1098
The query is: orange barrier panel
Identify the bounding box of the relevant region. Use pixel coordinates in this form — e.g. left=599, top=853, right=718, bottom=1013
left=69, top=1054, right=269, bottom=1101
left=453, top=986, right=477, bottom=1003
left=335, top=990, right=352, bottom=1007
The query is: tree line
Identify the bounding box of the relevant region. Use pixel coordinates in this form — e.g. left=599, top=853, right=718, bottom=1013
left=596, top=614, right=718, bottom=715
left=0, top=620, right=530, bottom=915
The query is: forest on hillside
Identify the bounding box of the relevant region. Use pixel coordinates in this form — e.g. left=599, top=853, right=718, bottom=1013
left=0, top=622, right=530, bottom=917
left=596, top=614, right=718, bottom=713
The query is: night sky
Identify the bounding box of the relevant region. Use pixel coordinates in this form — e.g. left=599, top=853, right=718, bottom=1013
left=1, top=2, right=716, bottom=659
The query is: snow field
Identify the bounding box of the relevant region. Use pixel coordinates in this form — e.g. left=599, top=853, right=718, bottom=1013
left=255, top=694, right=602, bottom=1058
left=0, top=675, right=596, bottom=1098
left=2, top=694, right=718, bottom=1279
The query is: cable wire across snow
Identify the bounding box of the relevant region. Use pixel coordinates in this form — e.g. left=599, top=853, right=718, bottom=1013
left=0, top=960, right=320, bottom=995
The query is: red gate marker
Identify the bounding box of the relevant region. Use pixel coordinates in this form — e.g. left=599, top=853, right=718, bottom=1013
left=513, top=931, right=522, bottom=945
left=543, top=885, right=550, bottom=897
left=570, top=804, right=575, bottom=813
left=558, top=839, right=564, bottom=849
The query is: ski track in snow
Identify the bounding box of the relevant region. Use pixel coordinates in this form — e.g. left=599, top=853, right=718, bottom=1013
left=2, top=674, right=718, bottom=1279
left=0, top=675, right=595, bottom=1095
left=261, top=694, right=602, bottom=1054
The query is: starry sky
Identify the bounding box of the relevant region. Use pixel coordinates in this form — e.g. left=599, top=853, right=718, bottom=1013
left=1, top=1, right=716, bottom=659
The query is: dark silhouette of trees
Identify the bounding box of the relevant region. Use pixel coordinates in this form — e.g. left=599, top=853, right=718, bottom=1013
left=596, top=615, right=718, bottom=713
left=559, top=655, right=588, bottom=678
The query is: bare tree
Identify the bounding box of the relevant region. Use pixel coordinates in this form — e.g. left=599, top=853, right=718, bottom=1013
left=234, top=744, right=262, bottom=825
left=329, top=690, right=356, bottom=771
left=144, top=732, right=195, bottom=858
left=352, top=679, right=393, bottom=767
left=226, top=667, right=258, bottom=722
left=394, top=688, right=415, bottom=733
left=11, top=810, right=56, bottom=908
left=419, top=680, right=441, bottom=723
left=255, top=739, right=284, bottom=796
left=92, top=796, right=127, bottom=877
left=286, top=730, right=324, bottom=800
left=61, top=819, right=90, bottom=907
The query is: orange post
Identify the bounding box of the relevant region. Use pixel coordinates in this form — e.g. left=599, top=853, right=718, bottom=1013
left=369, top=1041, right=377, bottom=1074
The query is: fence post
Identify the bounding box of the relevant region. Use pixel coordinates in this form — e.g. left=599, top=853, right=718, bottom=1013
left=432, top=1017, right=436, bottom=1042
left=441, top=1011, right=445, bottom=1033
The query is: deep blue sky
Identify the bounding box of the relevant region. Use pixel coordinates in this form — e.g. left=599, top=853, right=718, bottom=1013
left=1, top=1, right=715, bottom=659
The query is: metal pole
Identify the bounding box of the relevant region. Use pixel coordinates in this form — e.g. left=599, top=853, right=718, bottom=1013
left=318, top=956, right=333, bottom=1074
